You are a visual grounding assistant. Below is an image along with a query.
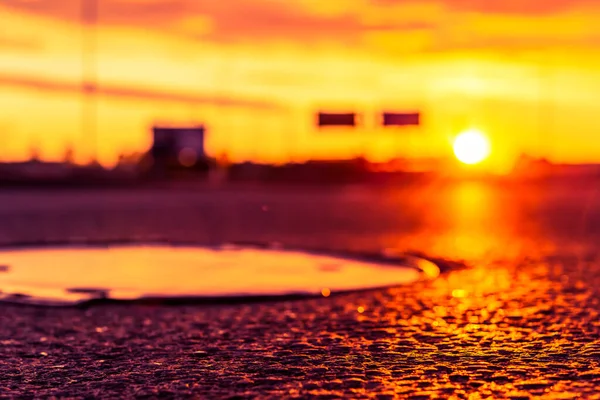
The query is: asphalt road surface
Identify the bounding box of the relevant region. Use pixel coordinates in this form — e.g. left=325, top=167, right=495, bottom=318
left=0, top=180, right=598, bottom=398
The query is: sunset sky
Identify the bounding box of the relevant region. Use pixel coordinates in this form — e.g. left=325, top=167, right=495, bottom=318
left=1, top=0, right=599, bottom=170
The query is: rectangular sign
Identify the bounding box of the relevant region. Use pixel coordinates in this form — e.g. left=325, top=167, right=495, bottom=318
left=382, top=112, right=420, bottom=126
left=317, top=112, right=357, bottom=127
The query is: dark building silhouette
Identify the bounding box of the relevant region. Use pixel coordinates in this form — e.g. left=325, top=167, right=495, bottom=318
left=148, top=125, right=211, bottom=176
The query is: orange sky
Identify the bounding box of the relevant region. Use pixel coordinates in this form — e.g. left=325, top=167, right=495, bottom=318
left=1, top=0, right=600, bottom=170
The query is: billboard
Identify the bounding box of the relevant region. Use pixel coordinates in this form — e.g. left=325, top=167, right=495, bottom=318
left=381, top=112, right=420, bottom=127
left=317, top=112, right=358, bottom=127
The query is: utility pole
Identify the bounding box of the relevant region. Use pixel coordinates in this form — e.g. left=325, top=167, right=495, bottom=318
left=81, top=0, right=98, bottom=163
left=536, top=52, right=554, bottom=160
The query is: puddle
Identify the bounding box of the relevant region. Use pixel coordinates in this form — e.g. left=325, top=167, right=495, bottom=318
left=0, top=244, right=437, bottom=306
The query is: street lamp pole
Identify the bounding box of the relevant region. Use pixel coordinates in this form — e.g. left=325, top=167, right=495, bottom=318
left=81, top=0, right=98, bottom=163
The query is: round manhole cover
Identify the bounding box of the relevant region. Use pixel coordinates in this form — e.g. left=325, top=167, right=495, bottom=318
left=0, top=244, right=438, bottom=305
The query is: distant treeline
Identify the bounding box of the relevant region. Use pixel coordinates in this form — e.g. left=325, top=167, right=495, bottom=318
left=0, top=156, right=598, bottom=189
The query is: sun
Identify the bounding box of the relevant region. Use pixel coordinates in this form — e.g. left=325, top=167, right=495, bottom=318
left=453, top=129, right=491, bottom=165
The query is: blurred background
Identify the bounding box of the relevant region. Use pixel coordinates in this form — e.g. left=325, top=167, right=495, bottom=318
left=1, top=0, right=599, bottom=184
left=2, top=5, right=600, bottom=398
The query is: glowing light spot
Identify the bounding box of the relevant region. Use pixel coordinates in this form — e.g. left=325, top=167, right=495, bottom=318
left=321, top=288, right=331, bottom=297
left=416, top=258, right=440, bottom=279
left=178, top=147, right=198, bottom=167
left=453, top=129, right=491, bottom=165
left=357, top=306, right=365, bottom=314
left=452, top=289, right=468, bottom=298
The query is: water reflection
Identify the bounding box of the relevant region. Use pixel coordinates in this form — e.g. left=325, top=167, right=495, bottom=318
left=396, top=179, right=597, bottom=263
left=0, top=245, right=424, bottom=304
left=400, top=181, right=520, bottom=262
left=0, top=179, right=597, bottom=305
left=441, top=182, right=511, bottom=259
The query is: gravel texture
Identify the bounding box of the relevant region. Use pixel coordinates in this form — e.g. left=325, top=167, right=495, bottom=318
left=0, top=181, right=598, bottom=399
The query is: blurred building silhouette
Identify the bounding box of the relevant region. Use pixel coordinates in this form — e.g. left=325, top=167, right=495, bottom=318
left=148, top=125, right=211, bottom=177
left=0, top=160, right=72, bottom=180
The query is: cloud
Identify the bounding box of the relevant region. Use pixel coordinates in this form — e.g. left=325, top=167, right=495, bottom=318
left=445, top=0, right=592, bottom=15
left=424, top=36, right=600, bottom=56
left=2, top=0, right=598, bottom=54
left=371, top=0, right=593, bottom=15
left=1, top=0, right=182, bottom=25
left=0, top=0, right=432, bottom=46
left=0, top=33, right=42, bottom=51
left=0, top=72, right=283, bottom=110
